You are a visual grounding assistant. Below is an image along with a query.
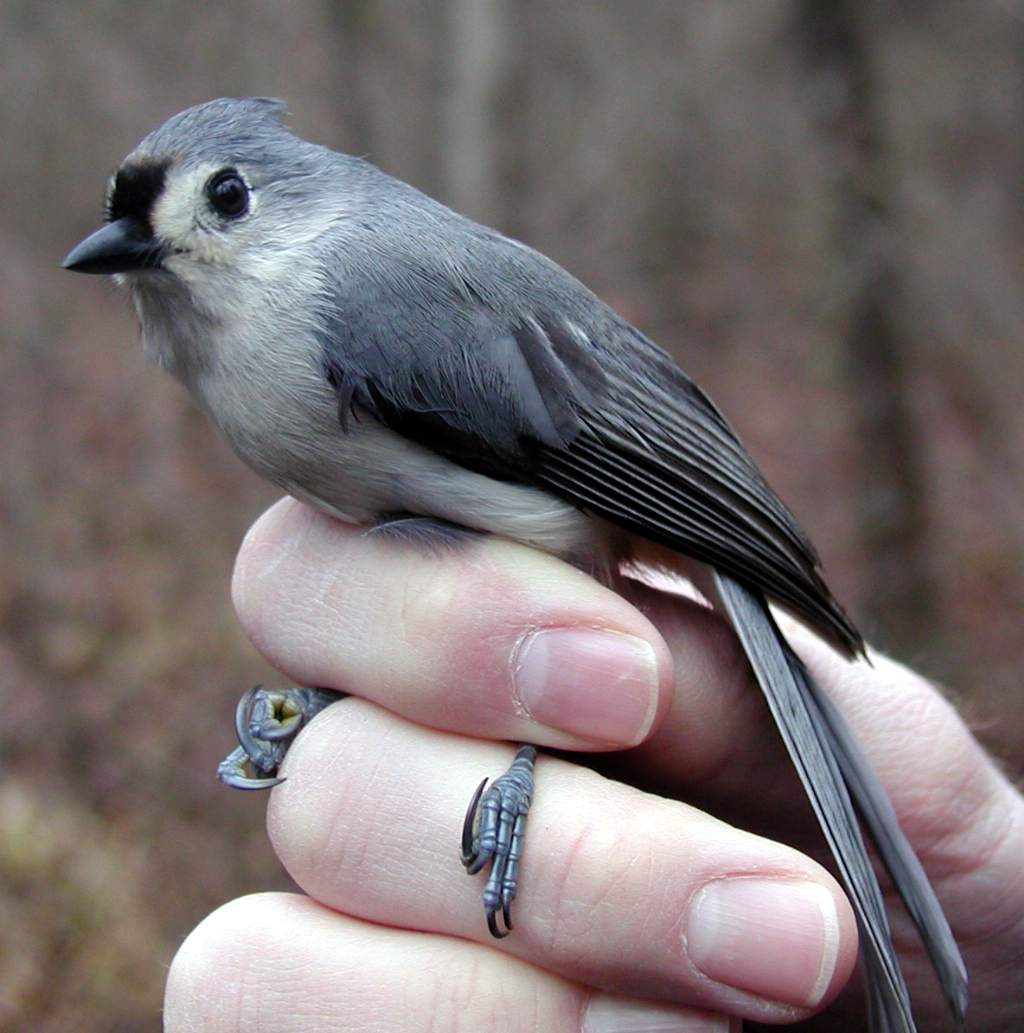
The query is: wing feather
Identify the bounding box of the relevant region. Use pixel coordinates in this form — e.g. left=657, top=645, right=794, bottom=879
left=315, top=209, right=861, bottom=654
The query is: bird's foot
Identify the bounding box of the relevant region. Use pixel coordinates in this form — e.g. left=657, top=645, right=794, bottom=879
left=461, top=744, right=538, bottom=937
left=217, top=685, right=346, bottom=789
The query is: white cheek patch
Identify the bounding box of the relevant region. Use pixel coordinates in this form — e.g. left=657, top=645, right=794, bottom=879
left=150, top=164, right=255, bottom=268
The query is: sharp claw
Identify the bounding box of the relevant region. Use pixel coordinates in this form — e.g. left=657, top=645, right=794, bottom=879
left=487, top=906, right=511, bottom=938
left=216, top=746, right=286, bottom=789
left=461, top=777, right=489, bottom=870
left=219, top=774, right=286, bottom=790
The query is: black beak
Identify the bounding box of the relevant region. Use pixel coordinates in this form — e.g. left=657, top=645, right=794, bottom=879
left=62, top=217, right=167, bottom=275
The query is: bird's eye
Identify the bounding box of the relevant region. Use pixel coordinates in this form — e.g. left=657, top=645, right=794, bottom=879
left=206, top=169, right=249, bottom=219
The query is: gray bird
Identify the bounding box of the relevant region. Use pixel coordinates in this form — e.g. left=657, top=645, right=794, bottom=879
left=64, top=97, right=965, bottom=1032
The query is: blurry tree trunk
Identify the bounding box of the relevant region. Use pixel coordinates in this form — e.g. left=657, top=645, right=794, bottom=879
left=436, top=0, right=510, bottom=220
left=797, top=1, right=936, bottom=656
left=322, top=0, right=374, bottom=156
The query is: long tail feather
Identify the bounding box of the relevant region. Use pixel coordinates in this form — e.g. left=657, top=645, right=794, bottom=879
left=783, top=643, right=967, bottom=1027
left=713, top=571, right=915, bottom=1032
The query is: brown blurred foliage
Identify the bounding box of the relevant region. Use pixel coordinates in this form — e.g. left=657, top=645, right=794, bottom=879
left=2, top=1, right=1023, bottom=1030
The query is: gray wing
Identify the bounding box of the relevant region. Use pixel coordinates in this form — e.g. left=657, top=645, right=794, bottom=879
left=317, top=217, right=860, bottom=653
left=535, top=330, right=861, bottom=654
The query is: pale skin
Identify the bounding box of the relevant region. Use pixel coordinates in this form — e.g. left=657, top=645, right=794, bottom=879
left=164, top=498, right=1024, bottom=1032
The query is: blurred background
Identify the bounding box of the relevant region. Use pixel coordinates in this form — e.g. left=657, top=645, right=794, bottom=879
left=2, top=1, right=1024, bottom=1029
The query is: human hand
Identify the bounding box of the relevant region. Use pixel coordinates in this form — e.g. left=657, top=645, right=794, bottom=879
left=164, top=498, right=1024, bottom=1031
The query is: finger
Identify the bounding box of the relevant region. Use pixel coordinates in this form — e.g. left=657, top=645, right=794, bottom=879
left=232, top=497, right=677, bottom=751
left=265, top=699, right=858, bottom=1024
left=779, top=618, right=1017, bottom=866
left=601, top=576, right=793, bottom=814
left=233, top=497, right=786, bottom=778
left=165, top=893, right=739, bottom=1033
left=779, top=622, right=1024, bottom=1027
left=233, top=498, right=794, bottom=812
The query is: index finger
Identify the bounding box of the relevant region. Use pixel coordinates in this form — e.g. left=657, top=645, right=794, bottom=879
left=232, top=497, right=681, bottom=752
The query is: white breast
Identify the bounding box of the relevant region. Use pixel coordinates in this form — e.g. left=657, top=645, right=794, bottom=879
left=166, top=313, right=601, bottom=563
left=130, top=266, right=603, bottom=565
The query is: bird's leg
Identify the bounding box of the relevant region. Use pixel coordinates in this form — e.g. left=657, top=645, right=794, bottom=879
left=217, top=685, right=346, bottom=789
left=461, top=744, right=538, bottom=937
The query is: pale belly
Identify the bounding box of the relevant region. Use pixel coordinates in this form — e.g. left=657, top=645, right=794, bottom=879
left=192, top=354, right=600, bottom=560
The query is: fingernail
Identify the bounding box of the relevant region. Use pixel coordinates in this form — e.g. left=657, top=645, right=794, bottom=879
left=512, top=628, right=659, bottom=745
left=685, top=879, right=840, bottom=1008
left=583, top=993, right=732, bottom=1033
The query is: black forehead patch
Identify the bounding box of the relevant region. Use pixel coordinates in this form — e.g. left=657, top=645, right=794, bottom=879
left=106, top=158, right=172, bottom=230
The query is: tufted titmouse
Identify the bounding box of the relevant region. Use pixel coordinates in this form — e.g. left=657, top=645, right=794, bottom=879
left=64, top=98, right=965, bottom=1031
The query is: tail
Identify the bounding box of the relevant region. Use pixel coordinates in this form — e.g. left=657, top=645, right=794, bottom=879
left=712, top=571, right=966, bottom=1032
left=786, top=638, right=968, bottom=1026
